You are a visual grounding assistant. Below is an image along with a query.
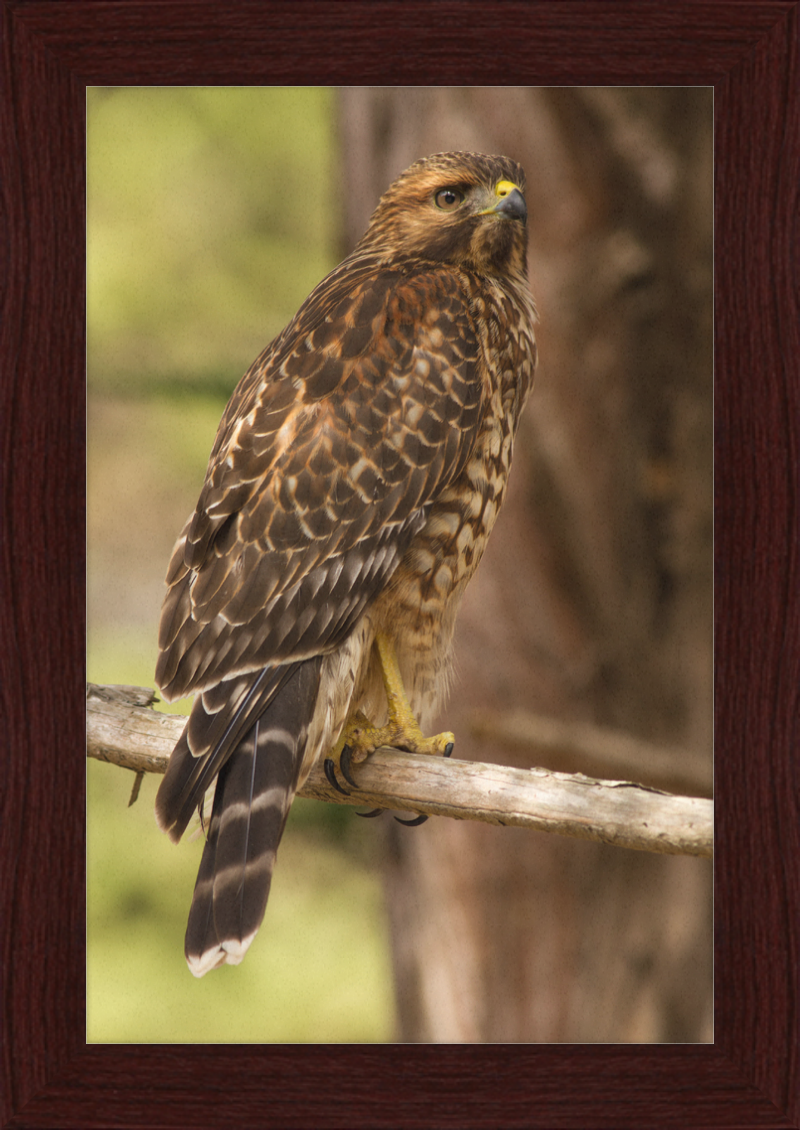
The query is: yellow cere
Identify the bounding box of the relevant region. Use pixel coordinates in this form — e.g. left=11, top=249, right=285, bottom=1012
left=495, top=180, right=519, bottom=198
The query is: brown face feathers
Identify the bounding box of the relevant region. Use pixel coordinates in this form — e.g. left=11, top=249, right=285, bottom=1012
left=355, top=151, right=530, bottom=278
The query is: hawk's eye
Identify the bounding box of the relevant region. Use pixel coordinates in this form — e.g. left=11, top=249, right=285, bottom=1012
left=434, top=187, right=465, bottom=211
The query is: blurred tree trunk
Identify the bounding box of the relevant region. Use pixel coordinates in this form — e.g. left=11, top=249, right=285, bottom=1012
left=337, top=88, right=713, bottom=1043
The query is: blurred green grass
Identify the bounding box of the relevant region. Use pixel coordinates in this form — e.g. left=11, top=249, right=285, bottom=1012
left=87, top=87, right=396, bottom=1042
left=88, top=86, right=339, bottom=389
left=88, top=759, right=394, bottom=1043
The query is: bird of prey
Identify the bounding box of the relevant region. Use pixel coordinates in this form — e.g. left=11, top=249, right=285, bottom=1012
left=154, top=151, right=538, bottom=977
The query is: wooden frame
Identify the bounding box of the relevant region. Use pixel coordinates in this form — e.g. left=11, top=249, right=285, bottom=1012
left=2, top=2, right=798, bottom=1126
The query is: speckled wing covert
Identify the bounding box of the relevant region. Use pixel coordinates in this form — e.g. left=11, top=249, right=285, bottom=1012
left=155, top=265, right=483, bottom=817
left=154, top=150, right=537, bottom=976
left=157, top=264, right=483, bottom=703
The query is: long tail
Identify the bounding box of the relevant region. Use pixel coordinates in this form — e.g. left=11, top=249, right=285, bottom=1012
left=155, top=658, right=322, bottom=977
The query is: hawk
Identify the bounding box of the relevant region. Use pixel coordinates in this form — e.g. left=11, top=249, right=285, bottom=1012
left=154, top=151, right=538, bottom=977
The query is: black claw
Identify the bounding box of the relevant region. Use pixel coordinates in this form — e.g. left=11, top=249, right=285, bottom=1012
left=356, top=808, right=385, bottom=819
left=395, top=813, right=429, bottom=827
left=339, top=744, right=361, bottom=790
left=324, top=757, right=350, bottom=796
left=444, top=742, right=454, bottom=758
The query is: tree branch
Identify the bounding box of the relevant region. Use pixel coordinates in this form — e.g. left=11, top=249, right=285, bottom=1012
left=469, top=709, right=713, bottom=799
left=86, top=683, right=713, bottom=858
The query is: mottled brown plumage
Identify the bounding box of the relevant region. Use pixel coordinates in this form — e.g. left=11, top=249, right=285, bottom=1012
left=155, top=151, right=537, bottom=976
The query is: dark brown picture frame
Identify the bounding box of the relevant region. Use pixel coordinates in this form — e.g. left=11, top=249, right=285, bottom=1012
left=2, top=2, right=798, bottom=1127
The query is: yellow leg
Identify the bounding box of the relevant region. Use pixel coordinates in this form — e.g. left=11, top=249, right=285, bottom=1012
left=342, top=632, right=455, bottom=765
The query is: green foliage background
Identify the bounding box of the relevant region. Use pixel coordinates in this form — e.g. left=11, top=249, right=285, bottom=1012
left=87, top=88, right=395, bottom=1042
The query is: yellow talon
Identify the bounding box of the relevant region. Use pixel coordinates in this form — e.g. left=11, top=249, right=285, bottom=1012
left=332, top=632, right=456, bottom=773
left=335, top=710, right=383, bottom=765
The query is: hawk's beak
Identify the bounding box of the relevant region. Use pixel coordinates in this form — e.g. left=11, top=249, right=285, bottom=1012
left=480, top=179, right=527, bottom=223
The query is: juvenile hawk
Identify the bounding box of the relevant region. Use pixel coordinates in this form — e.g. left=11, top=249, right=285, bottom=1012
left=155, top=151, right=538, bottom=976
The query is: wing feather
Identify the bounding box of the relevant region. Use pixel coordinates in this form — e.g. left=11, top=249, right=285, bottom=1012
left=156, top=258, right=485, bottom=701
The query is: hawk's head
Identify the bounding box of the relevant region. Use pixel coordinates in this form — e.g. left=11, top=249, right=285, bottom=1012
left=357, top=151, right=529, bottom=280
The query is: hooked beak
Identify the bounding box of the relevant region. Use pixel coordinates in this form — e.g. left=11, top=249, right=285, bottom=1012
left=480, top=179, right=527, bottom=223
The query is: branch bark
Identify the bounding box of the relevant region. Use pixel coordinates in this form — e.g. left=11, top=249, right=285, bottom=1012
left=86, top=683, right=713, bottom=858
left=469, top=709, right=712, bottom=799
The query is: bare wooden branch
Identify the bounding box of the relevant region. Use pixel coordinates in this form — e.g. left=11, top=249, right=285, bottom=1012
left=470, top=709, right=713, bottom=798
left=86, top=683, right=713, bottom=858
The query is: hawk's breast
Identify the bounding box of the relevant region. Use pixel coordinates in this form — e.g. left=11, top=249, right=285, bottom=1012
left=369, top=271, right=537, bottom=724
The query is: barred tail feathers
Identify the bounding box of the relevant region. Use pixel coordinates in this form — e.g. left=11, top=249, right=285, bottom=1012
left=157, top=659, right=322, bottom=977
